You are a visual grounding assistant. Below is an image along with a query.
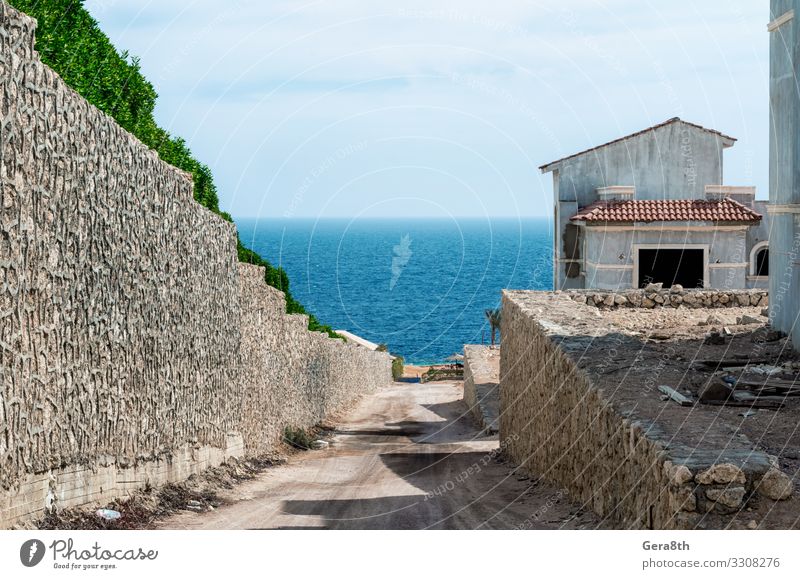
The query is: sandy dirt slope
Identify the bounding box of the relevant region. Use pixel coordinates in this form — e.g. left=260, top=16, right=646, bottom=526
left=158, top=382, right=598, bottom=530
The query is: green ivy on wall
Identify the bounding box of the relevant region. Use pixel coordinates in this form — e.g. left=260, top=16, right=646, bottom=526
left=10, top=0, right=337, bottom=337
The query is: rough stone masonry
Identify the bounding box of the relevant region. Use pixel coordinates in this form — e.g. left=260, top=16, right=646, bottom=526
left=500, top=289, right=799, bottom=529
left=0, top=2, right=390, bottom=528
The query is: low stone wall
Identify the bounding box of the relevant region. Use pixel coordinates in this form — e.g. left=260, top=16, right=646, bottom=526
left=500, top=290, right=790, bottom=529
left=0, top=2, right=391, bottom=528
left=463, top=345, right=500, bottom=434
left=566, top=288, right=768, bottom=309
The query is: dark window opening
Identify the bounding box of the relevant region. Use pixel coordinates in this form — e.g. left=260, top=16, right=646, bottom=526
left=637, top=248, right=705, bottom=289
left=565, top=261, right=581, bottom=279
left=563, top=224, right=582, bottom=261
left=562, top=224, right=582, bottom=279
left=755, top=248, right=769, bottom=277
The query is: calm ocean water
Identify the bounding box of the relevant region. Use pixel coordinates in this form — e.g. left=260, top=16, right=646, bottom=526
left=236, top=218, right=553, bottom=365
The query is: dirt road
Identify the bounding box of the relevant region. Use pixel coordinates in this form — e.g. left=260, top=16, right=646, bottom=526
left=159, top=382, right=598, bottom=530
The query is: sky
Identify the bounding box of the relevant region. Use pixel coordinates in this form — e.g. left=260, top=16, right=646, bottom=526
left=86, top=0, right=770, bottom=220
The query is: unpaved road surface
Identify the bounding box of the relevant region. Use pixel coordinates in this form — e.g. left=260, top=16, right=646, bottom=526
left=159, top=382, right=599, bottom=530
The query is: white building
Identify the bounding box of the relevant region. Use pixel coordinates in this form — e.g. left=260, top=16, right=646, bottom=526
left=540, top=118, right=770, bottom=291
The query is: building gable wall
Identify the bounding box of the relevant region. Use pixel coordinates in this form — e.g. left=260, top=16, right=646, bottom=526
left=552, top=121, right=727, bottom=207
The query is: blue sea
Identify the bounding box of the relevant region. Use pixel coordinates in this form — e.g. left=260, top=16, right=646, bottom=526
left=236, top=218, right=553, bottom=365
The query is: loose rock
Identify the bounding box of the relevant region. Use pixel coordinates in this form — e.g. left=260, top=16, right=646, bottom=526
left=698, top=380, right=731, bottom=402
left=668, top=464, right=694, bottom=485
left=670, top=485, right=697, bottom=512
left=761, top=330, right=785, bottom=343
left=757, top=468, right=794, bottom=501
left=695, top=463, right=746, bottom=485
left=706, top=486, right=746, bottom=509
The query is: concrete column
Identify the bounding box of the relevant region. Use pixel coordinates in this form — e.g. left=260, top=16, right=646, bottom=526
left=769, top=0, right=800, bottom=343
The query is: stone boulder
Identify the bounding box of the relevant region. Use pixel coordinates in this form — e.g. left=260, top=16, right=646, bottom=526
left=757, top=468, right=794, bottom=501
left=698, top=380, right=731, bottom=402
left=664, top=463, right=694, bottom=485
left=706, top=486, right=746, bottom=509
left=695, top=463, right=746, bottom=485
left=628, top=292, right=643, bottom=307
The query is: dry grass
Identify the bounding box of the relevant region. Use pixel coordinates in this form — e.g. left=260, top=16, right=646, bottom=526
left=33, top=455, right=285, bottom=530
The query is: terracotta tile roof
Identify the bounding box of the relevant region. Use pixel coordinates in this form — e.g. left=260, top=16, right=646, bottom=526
left=540, top=118, right=737, bottom=172
left=570, top=198, right=762, bottom=224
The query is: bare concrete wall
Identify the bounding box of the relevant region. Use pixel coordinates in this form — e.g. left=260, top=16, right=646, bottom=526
left=583, top=226, right=750, bottom=290
left=0, top=2, right=390, bottom=527
left=550, top=120, right=734, bottom=289
left=747, top=201, right=771, bottom=290
left=769, top=0, right=800, bottom=346
left=552, top=121, right=728, bottom=207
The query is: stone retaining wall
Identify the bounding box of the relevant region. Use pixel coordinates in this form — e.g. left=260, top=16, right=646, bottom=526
left=500, top=290, right=788, bottom=529
left=566, top=289, right=768, bottom=309
left=462, top=345, right=500, bottom=435
left=238, top=263, right=391, bottom=455
left=0, top=2, right=390, bottom=528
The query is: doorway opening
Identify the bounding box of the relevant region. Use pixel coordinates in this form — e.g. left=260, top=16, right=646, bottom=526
left=637, top=248, right=705, bottom=288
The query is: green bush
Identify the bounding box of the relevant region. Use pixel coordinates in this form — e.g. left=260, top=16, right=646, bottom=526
left=282, top=426, right=314, bottom=451
left=10, top=0, right=337, bottom=337
left=420, top=367, right=463, bottom=383
left=391, top=356, right=404, bottom=381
